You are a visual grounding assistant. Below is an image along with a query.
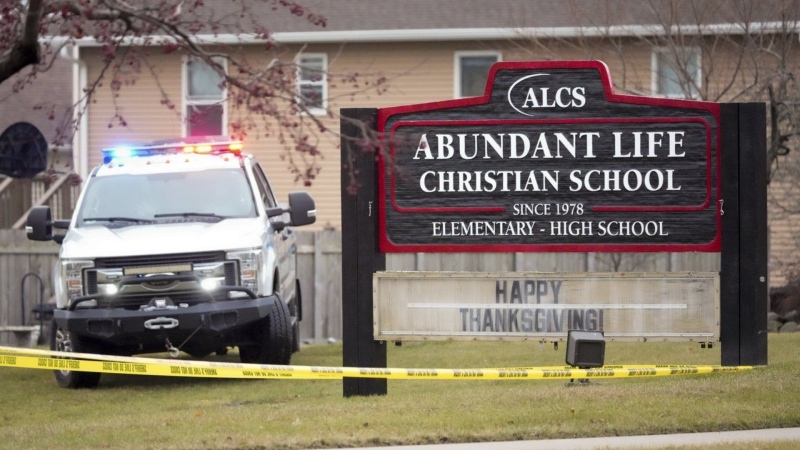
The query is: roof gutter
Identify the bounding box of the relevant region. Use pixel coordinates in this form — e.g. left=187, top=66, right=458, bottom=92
left=50, top=21, right=799, bottom=47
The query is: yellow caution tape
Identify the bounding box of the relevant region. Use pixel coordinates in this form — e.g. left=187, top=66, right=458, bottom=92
left=489, top=364, right=732, bottom=370
left=0, top=346, right=754, bottom=380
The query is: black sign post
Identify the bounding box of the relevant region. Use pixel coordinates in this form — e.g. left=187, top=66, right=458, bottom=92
left=341, top=108, right=387, bottom=397
left=720, top=103, right=768, bottom=366
left=340, top=61, right=767, bottom=397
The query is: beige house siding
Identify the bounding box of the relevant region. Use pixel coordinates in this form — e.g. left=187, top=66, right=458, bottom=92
left=81, top=38, right=800, bottom=285
left=83, top=41, right=514, bottom=228
left=83, top=50, right=184, bottom=166
left=82, top=40, right=637, bottom=228
left=768, top=175, right=800, bottom=286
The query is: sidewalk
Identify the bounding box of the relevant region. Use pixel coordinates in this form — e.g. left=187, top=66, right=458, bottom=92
left=347, top=427, right=800, bottom=450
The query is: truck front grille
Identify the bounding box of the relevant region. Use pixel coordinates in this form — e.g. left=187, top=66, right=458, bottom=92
left=85, top=252, right=239, bottom=306
left=94, top=251, right=224, bottom=268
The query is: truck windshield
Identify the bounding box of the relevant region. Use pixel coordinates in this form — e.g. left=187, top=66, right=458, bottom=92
left=76, top=168, right=257, bottom=227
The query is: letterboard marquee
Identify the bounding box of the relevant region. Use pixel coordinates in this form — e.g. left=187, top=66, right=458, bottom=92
left=373, top=272, right=719, bottom=342
left=377, top=61, right=721, bottom=253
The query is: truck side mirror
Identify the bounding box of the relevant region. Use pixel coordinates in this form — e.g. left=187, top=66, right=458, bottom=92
left=26, top=206, right=53, bottom=241
left=26, top=206, right=69, bottom=243
left=288, top=192, right=316, bottom=227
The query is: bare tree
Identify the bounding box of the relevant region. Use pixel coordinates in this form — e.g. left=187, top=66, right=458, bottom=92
left=518, top=0, right=800, bottom=178
left=0, top=0, right=387, bottom=185
left=513, top=0, right=800, bottom=276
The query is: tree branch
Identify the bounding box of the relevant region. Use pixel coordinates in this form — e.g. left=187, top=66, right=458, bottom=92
left=0, top=0, right=43, bottom=83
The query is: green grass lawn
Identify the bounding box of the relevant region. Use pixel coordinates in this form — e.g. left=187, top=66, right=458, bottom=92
left=1, top=334, right=799, bottom=449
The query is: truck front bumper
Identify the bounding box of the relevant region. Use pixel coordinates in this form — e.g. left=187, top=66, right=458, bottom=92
left=53, top=296, right=279, bottom=346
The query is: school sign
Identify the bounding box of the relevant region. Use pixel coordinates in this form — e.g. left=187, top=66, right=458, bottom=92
left=341, top=60, right=766, bottom=397
left=378, top=60, right=720, bottom=252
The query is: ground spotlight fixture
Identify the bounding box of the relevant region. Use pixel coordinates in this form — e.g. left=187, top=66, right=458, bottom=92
left=566, top=330, right=606, bottom=369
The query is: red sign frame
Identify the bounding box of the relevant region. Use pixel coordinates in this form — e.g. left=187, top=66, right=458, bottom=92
left=377, top=60, right=722, bottom=253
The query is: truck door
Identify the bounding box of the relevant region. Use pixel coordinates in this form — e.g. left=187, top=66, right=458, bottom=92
left=252, top=163, right=295, bottom=301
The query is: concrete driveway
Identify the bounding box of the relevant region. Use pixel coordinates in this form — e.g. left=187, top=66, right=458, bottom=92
left=344, top=427, right=800, bottom=450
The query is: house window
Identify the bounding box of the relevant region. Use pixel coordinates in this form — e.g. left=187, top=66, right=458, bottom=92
left=653, top=48, right=701, bottom=99
left=296, top=53, right=327, bottom=114
left=455, top=52, right=501, bottom=98
left=184, top=58, right=226, bottom=137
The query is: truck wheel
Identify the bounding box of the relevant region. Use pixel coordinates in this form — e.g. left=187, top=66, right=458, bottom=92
left=50, top=320, right=102, bottom=389
left=239, top=299, right=293, bottom=365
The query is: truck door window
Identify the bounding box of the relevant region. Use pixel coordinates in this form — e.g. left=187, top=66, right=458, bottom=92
left=253, top=164, right=277, bottom=208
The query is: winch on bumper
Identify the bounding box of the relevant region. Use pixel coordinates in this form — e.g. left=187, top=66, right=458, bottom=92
left=54, top=283, right=279, bottom=346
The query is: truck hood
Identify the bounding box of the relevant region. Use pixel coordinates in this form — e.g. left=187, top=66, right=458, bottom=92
left=60, top=218, right=267, bottom=259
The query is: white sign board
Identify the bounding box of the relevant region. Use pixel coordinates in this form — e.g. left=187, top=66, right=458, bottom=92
left=373, top=272, right=719, bottom=341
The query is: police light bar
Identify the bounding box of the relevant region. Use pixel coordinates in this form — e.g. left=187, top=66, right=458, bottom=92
left=102, top=139, right=243, bottom=163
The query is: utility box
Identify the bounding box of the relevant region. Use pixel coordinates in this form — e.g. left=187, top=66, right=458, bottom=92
left=566, top=330, right=606, bottom=368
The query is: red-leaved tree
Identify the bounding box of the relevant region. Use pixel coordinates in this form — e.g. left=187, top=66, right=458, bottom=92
left=0, top=0, right=387, bottom=185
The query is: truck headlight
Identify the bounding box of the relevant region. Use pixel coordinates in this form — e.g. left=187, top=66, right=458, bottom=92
left=100, top=284, right=118, bottom=295
left=226, top=248, right=262, bottom=294
left=61, top=259, right=94, bottom=300
left=201, top=278, right=221, bottom=291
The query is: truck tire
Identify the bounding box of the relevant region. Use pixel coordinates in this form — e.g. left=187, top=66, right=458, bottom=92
left=239, top=298, right=293, bottom=365
left=50, top=320, right=102, bottom=389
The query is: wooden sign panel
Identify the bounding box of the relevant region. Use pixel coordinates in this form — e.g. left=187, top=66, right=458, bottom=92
left=377, top=61, right=721, bottom=253
left=373, top=272, right=719, bottom=341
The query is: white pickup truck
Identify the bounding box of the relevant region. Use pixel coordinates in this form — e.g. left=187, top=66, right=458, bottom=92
left=26, top=137, right=316, bottom=388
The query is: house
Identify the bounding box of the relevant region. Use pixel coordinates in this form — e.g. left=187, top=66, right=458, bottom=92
left=1, top=0, right=795, bottom=345
left=59, top=0, right=800, bottom=286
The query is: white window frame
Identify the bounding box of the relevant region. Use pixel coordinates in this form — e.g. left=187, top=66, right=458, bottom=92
left=295, top=53, right=328, bottom=115
left=454, top=51, right=502, bottom=99
left=651, top=47, right=702, bottom=99
left=181, top=56, right=228, bottom=137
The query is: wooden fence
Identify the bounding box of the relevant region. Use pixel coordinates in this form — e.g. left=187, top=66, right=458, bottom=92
left=0, top=230, right=60, bottom=346
left=0, top=229, right=721, bottom=346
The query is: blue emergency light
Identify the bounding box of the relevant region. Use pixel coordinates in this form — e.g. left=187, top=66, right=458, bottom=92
left=101, top=137, right=243, bottom=163
left=109, top=147, right=133, bottom=158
